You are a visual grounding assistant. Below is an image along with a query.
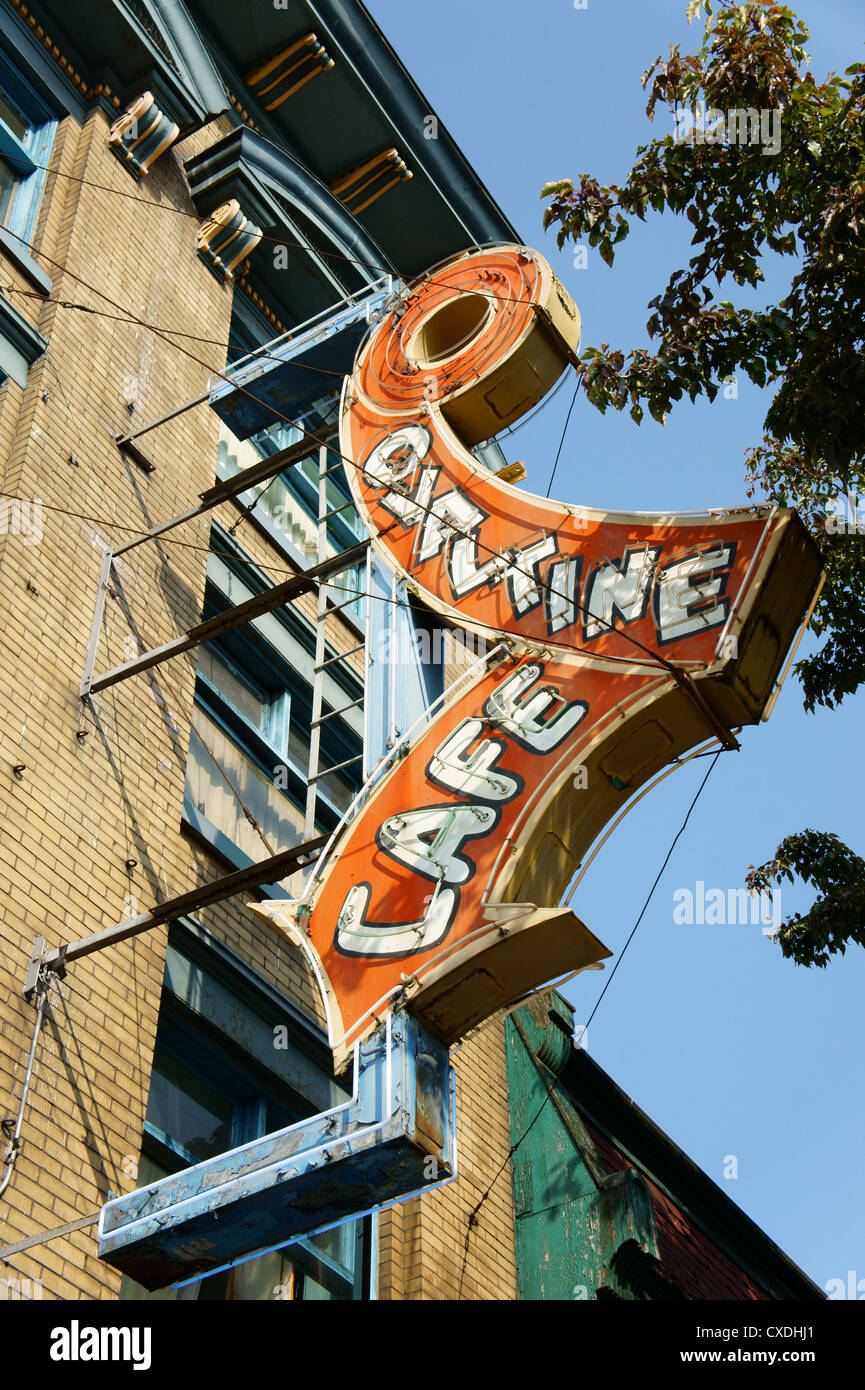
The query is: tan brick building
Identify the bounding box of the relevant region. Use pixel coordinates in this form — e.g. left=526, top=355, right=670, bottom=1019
left=0, top=0, right=524, bottom=1303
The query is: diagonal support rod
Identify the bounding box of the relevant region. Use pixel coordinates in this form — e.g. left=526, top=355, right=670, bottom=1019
left=114, top=439, right=321, bottom=557
left=23, top=833, right=328, bottom=993
left=84, top=542, right=368, bottom=696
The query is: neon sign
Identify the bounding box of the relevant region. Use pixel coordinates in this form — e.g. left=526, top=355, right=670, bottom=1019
left=256, top=243, right=822, bottom=1066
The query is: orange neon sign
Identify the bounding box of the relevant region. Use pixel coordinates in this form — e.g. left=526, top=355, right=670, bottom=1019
left=254, top=244, right=822, bottom=1067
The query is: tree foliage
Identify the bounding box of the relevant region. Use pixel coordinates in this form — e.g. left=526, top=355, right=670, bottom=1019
left=540, top=0, right=865, bottom=712
left=746, top=832, right=865, bottom=966
left=542, top=1, right=865, bottom=965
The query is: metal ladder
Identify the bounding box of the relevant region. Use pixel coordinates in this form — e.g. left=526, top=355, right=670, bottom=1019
left=303, top=443, right=366, bottom=839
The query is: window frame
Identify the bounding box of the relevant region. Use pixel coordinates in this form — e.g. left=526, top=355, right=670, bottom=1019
left=182, top=536, right=365, bottom=865
left=126, top=923, right=372, bottom=1301
left=0, top=52, right=57, bottom=245
left=215, top=413, right=366, bottom=635
left=187, top=619, right=363, bottom=838
left=142, top=999, right=300, bottom=1168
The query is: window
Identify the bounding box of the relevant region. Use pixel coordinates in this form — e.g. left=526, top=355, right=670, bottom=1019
left=216, top=417, right=366, bottom=626
left=186, top=635, right=305, bottom=865
left=184, top=575, right=364, bottom=866
left=196, top=298, right=370, bottom=866
left=281, top=448, right=366, bottom=622
left=119, top=928, right=370, bottom=1301
left=142, top=1008, right=298, bottom=1164
left=0, top=53, right=56, bottom=244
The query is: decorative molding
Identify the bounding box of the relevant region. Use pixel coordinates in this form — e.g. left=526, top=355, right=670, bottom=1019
left=196, top=198, right=262, bottom=282
left=330, top=147, right=412, bottom=217
left=108, top=91, right=179, bottom=176
left=303, top=0, right=517, bottom=250
left=118, top=0, right=227, bottom=120
left=226, top=88, right=259, bottom=130
left=9, top=0, right=120, bottom=105
left=235, top=276, right=286, bottom=336
left=245, top=33, right=334, bottom=112
left=0, top=228, right=52, bottom=294
left=120, top=0, right=180, bottom=75
left=8, top=0, right=233, bottom=130
left=183, top=126, right=388, bottom=288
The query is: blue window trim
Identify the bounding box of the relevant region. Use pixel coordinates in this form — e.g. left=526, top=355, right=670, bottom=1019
left=0, top=47, right=57, bottom=384
left=193, top=673, right=309, bottom=811
left=228, top=482, right=366, bottom=636
left=167, top=916, right=331, bottom=1056
left=185, top=614, right=363, bottom=866
left=0, top=225, right=51, bottom=293
left=216, top=451, right=367, bottom=635
left=196, top=642, right=290, bottom=755
left=194, top=619, right=363, bottom=803
left=282, top=455, right=363, bottom=554
left=190, top=670, right=358, bottom=840
left=0, top=288, right=46, bottom=387
left=144, top=1003, right=296, bottom=1156
left=197, top=628, right=361, bottom=772
left=0, top=19, right=85, bottom=124
left=0, top=50, right=58, bottom=247
left=217, top=292, right=366, bottom=631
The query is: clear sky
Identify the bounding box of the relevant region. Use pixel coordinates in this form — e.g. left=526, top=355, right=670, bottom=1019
left=366, top=0, right=864, bottom=1294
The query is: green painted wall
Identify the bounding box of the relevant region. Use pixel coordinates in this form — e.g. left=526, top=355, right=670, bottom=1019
left=505, top=995, right=665, bottom=1301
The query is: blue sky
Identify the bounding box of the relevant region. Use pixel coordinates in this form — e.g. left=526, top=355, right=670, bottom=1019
left=366, top=0, right=864, bottom=1293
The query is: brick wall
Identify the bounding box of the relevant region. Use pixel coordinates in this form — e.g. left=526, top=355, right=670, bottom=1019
left=376, top=1019, right=517, bottom=1301
left=0, top=94, right=520, bottom=1303
left=0, top=101, right=333, bottom=1299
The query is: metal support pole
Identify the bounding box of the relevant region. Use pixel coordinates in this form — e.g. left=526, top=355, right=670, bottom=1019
left=314, top=643, right=364, bottom=671
left=307, top=752, right=364, bottom=783
left=321, top=498, right=358, bottom=521
left=310, top=697, right=364, bottom=729
left=114, top=440, right=319, bottom=557
left=22, top=833, right=328, bottom=992
left=0, top=968, right=50, bottom=1200
left=304, top=446, right=330, bottom=840
left=85, top=542, right=368, bottom=695
left=198, top=439, right=316, bottom=506
left=324, top=593, right=364, bottom=617
left=79, top=547, right=114, bottom=700
left=115, top=388, right=212, bottom=446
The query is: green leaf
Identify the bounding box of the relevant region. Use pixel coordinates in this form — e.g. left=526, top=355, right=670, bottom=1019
left=540, top=179, right=574, bottom=199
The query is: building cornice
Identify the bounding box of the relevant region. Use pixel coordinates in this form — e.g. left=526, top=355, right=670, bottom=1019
left=303, top=0, right=519, bottom=249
